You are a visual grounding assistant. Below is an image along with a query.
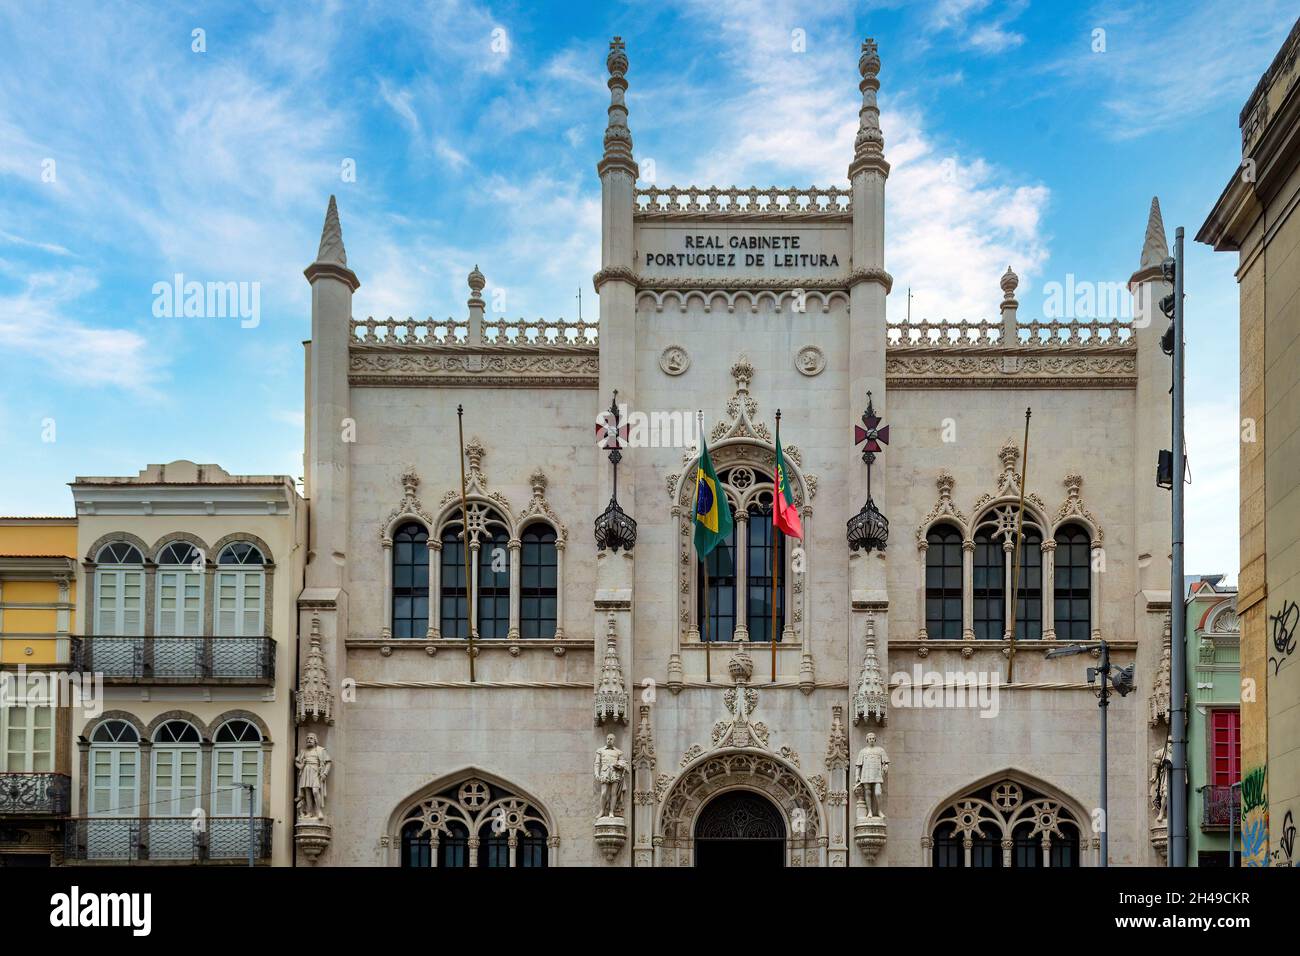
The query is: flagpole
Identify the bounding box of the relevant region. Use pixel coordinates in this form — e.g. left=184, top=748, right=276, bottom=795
left=1006, top=407, right=1031, bottom=684
left=697, top=410, right=711, bottom=684
left=457, top=405, right=476, bottom=683
left=772, top=410, right=781, bottom=684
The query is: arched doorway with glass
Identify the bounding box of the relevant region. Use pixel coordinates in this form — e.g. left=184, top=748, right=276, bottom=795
left=693, top=789, right=787, bottom=867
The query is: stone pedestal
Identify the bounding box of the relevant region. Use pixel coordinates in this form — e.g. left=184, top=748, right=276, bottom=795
left=854, top=814, right=887, bottom=863
left=594, top=815, right=627, bottom=861
left=1149, top=823, right=1167, bottom=864
left=295, top=818, right=332, bottom=863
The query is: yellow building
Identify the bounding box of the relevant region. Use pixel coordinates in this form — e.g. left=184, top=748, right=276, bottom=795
left=1198, top=16, right=1300, bottom=866
left=0, top=517, right=77, bottom=866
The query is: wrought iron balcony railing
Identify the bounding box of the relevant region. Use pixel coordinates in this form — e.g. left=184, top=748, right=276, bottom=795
left=0, top=772, right=71, bottom=815
left=71, top=636, right=275, bottom=684
left=1202, top=785, right=1241, bottom=830
left=64, top=816, right=273, bottom=863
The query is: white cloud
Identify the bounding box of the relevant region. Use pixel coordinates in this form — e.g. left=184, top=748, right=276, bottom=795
left=0, top=270, right=163, bottom=394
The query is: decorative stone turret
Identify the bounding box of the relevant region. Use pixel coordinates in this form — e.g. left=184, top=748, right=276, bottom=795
left=848, top=39, right=889, bottom=180
left=595, top=611, right=629, bottom=725
left=853, top=617, right=887, bottom=725
left=296, top=616, right=335, bottom=725
left=467, top=265, right=485, bottom=346
left=597, top=37, right=638, bottom=180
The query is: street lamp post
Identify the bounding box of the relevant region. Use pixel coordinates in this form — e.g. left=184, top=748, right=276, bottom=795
left=1046, top=640, right=1135, bottom=867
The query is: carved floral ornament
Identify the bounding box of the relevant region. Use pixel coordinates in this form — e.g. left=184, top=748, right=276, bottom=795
left=914, top=446, right=1103, bottom=547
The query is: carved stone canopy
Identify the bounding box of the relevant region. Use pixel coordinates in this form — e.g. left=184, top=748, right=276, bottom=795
left=595, top=611, right=629, bottom=725
left=382, top=468, right=435, bottom=542
left=296, top=616, right=335, bottom=725
left=853, top=618, right=887, bottom=725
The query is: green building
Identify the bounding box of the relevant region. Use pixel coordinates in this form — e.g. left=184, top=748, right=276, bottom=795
left=1184, top=576, right=1241, bottom=865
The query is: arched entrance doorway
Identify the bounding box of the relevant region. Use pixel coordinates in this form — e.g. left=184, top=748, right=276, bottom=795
left=694, top=790, right=787, bottom=867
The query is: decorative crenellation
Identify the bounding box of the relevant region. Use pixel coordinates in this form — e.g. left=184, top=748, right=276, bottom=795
left=634, top=184, right=851, bottom=219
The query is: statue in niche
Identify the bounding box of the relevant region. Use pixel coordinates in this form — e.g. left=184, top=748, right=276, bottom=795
left=1150, top=737, right=1171, bottom=825
left=854, top=732, right=889, bottom=818
left=295, top=732, right=332, bottom=820
left=594, top=733, right=628, bottom=818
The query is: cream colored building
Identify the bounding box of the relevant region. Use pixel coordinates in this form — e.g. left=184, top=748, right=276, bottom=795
left=1198, top=15, right=1300, bottom=867
left=64, top=461, right=304, bottom=865
left=296, top=37, right=1173, bottom=867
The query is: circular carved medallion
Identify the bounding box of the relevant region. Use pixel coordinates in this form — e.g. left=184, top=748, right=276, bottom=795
left=659, top=345, right=690, bottom=376
left=795, top=346, right=825, bottom=376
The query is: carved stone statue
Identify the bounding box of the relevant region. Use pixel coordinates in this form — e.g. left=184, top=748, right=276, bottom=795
left=594, top=733, right=627, bottom=818
left=295, top=732, right=332, bottom=820
left=1150, top=737, right=1170, bottom=824
left=854, top=732, right=889, bottom=818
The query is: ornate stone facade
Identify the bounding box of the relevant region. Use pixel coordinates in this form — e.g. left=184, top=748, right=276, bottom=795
left=297, top=37, right=1172, bottom=868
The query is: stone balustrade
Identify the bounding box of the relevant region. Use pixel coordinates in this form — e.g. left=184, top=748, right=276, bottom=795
left=350, top=317, right=597, bottom=347
left=634, top=185, right=852, bottom=217
left=888, top=318, right=1133, bottom=349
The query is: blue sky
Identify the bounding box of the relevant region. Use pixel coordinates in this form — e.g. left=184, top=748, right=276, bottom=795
left=1, top=0, right=1294, bottom=580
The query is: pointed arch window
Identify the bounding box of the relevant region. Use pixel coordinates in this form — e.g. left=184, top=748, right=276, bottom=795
left=440, top=524, right=469, bottom=639
left=696, top=520, right=737, bottom=643
left=1054, top=524, right=1091, bottom=641
left=972, top=530, right=1004, bottom=641
left=746, top=497, right=785, bottom=644
left=925, top=526, right=963, bottom=640
left=391, top=522, right=429, bottom=639
left=519, top=525, right=557, bottom=639
left=399, top=776, right=550, bottom=868
left=1014, top=528, right=1043, bottom=641
left=477, top=527, right=510, bottom=639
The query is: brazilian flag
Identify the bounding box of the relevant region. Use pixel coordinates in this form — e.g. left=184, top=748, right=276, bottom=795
left=693, top=434, right=733, bottom=557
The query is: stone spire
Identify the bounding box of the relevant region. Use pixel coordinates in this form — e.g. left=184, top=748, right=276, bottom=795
left=316, top=195, right=348, bottom=267
left=597, top=37, right=638, bottom=179
left=305, top=194, right=359, bottom=290
left=1139, top=196, right=1169, bottom=271
left=594, top=611, right=629, bottom=725
left=848, top=38, right=889, bottom=179
left=853, top=616, right=888, bottom=725
left=295, top=616, right=336, bottom=725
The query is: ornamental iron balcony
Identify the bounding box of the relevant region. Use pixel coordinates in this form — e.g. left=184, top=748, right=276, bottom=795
left=72, top=636, right=275, bottom=684
left=0, top=772, right=71, bottom=815
left=1202, top=785, right=1241, bottom=830
left=64, top=816, right=273, bottom=863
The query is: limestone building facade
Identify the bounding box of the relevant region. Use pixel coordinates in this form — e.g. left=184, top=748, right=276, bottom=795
left=297, top=38, right=1173, bottom=867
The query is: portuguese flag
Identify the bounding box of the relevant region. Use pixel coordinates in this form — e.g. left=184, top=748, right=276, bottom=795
left=773, top=430, right=803, bottom=539
left=693, top=434, right=734, bottom=557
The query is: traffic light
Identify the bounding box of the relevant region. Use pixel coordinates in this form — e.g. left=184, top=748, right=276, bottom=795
left=1157, top=449, right=1173, bottom=489
left=1160, top=256, right=1176, bottom=355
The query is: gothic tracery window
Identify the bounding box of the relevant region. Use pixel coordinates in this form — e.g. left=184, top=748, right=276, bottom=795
left=930, top=778, right=1083, bottom=868
left=1054, top=523, right=1092, bottom=641
left=398, top=777, right=550, bottom=868
left=925, top=525, right=963, bottom=639
left=391, top=522, right=429, bottom=639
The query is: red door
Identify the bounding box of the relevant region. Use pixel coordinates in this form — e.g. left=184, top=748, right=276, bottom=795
left=1210, top=709, right=1241, bottom=787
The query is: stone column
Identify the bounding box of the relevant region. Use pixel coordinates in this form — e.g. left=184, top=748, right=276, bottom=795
left=733, top=511, right=749, bottom=640
left=1041, top=539, right=1056, bottom=639
left=380, top=539, right=392, bottom=639
left=962, top=540, right=975, bottom=640
left=553, top=541, right=566, bottom=639
left=916, top=541, right=928, bottom=640
left=427, top=540, right=441, bottom=639
left=507, top=538, right=521, bottom=640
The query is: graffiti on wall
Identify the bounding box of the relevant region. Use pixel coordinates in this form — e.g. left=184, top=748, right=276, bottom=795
left=1269, top=600, right=1298, bottom=675
left=1276, top=809, right=1296, bottom=867
left=1241, top=765, right=1269, bottom=867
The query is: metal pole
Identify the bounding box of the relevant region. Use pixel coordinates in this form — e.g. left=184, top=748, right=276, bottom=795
left=1099, top=641, right=1109, bottom=867
left=1006, top=408, right=1031, bottom=683
left=1230, top=780, right=1242, bottom=867
left=457, top=405, right=476, bottom=682
left=1170, top=226, right=1187, bottom=866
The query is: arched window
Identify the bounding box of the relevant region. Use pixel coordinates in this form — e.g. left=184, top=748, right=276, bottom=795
left=930, top=777, right=1083, bottom=868
left=1, top=683, right=52, bottom=773
left=89, top=719, right=140, bottom=817
left=925, top=526, right=963, bottom=639
left=696, top=517, right=737, bottom=643
left=149, top=719, right=201, bottom=859
left=398, top=776, right=550, bottom=868
left=212, top=719, right=262, bottom=817
left=477, top=527, right=510, bottom=639
left=519, top=525, right=558, bottom=639
left=1054, top=524, right=1091, bottom=641
left=746, top=499, right=785, bottom=644
left=972, top=529, right=1003, bottom=641
left=1014, top=529, right=1043, bottom=641
left=215, top=543, right=265, bottom=637
left=154, top=542, right=203, bottom=637
left=94, top=542, right=144, bottom=636
left=391, top=522, right=429, bottom=639
left=440, top=525, right=468, bottom=638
